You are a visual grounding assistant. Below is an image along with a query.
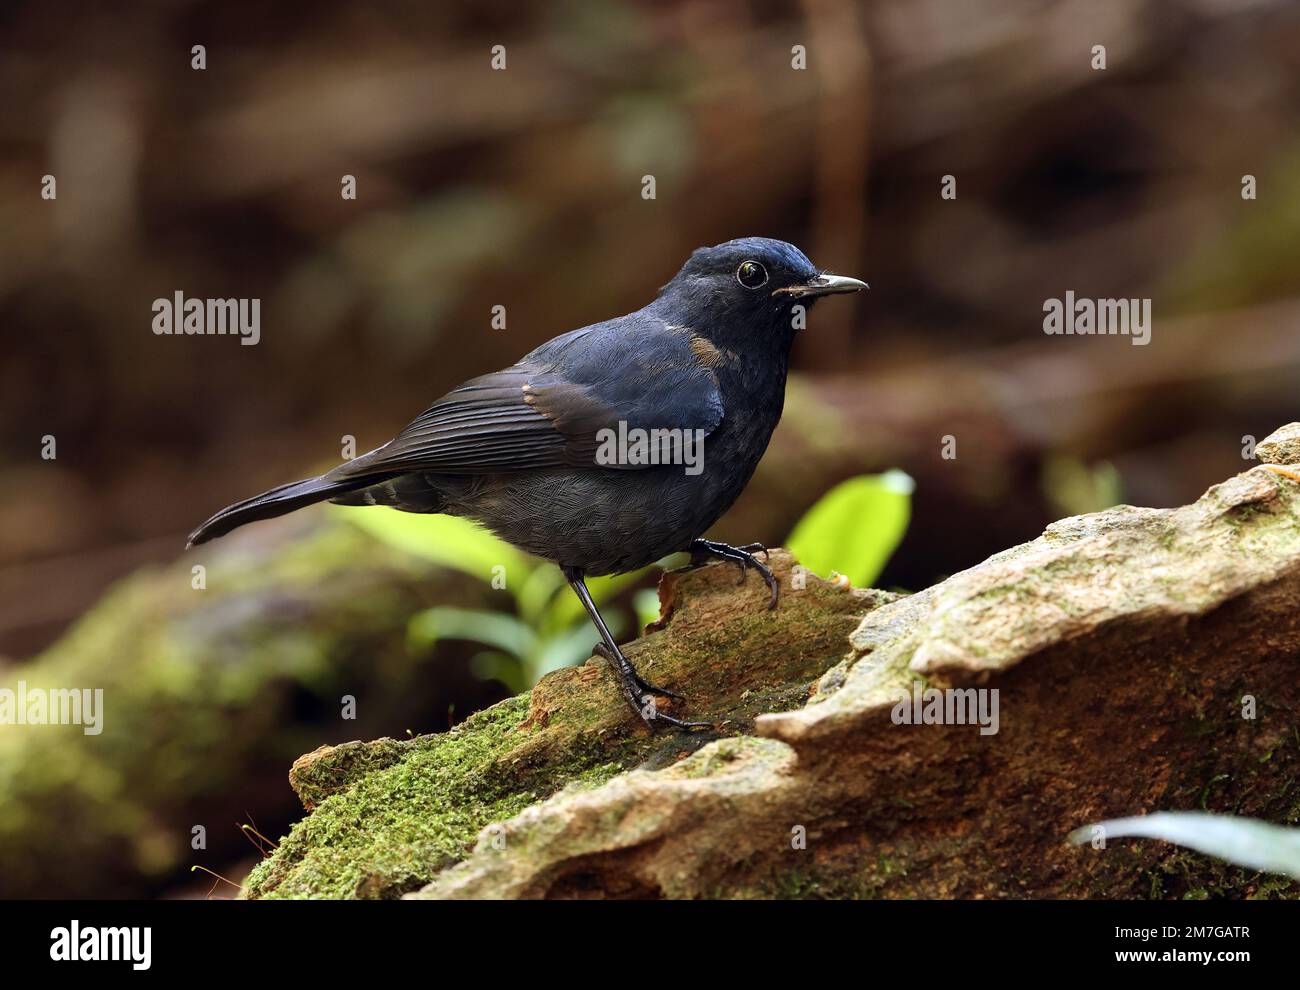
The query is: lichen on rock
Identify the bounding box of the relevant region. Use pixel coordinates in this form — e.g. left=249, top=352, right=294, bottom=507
left=1256, top=422, right=1300, bottom=467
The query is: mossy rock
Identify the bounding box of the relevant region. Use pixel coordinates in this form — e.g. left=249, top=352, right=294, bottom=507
left=246, top=458, right=1300, bottom=900
left=243, top=552, right=874, bottom=899
left=0, top=512, right=481, bottom=898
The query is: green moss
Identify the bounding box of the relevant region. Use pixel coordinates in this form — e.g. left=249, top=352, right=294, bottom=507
left=241, top=556, right=873, bottom=899
left=246, top=682, right=696, bottom=899
left=0, top=516, right=474, bottom=898
left=244, top=688, right=830, bottom=898
left=675, top=736, right=768, bottom=779
left=246, top=697, right=535, bottom=898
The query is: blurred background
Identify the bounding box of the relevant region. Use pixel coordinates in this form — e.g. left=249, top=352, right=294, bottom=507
left=2, top=0, right=1299, bottom=898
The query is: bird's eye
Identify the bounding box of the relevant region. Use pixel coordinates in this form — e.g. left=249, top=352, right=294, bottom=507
left=736, top=260, right=768, bottom=289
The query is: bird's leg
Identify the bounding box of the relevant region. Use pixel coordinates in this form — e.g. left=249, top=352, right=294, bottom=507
left=563, top=567, right=710, bottom=731
left=689, top=539, right=780, bottom=609
left=590, top=643, right=684, bottom=701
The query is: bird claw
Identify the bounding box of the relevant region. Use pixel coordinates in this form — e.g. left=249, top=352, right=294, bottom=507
left=638, top=706, right=713, bottom=731
left=640, top=681, right=687, bottom=703
left=592, top=643, right=685, bottom=701
left=689, top=539, right=780, bottom=610
left=591, top=642, right=701, bottom=728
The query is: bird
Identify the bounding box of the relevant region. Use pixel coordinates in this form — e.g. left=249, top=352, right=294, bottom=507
left=188, top=237, right=867, bottom=730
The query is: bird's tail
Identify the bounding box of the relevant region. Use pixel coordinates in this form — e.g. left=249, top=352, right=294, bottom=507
left=186, top=473, right=378, bottom=548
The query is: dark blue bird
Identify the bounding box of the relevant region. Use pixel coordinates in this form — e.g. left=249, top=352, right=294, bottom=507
left=188, top=237, right=867, bottom=728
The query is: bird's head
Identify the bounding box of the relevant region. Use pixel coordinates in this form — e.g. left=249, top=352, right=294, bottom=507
left=653, top=236, right=867, bottom=352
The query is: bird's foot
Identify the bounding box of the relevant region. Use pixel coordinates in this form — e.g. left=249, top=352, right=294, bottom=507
left=689, top=539, right=779, bottom=609
left=591, top=642, right=710, bottom=731
left=593, top=643, right=685, bottom=700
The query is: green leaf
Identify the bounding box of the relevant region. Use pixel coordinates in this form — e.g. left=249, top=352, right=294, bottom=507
left=339, top=506, right=532, bottom=585
left=516, top=565, right=568, bottom=629
left=408, top=606, right=537, bottom=660
left=532, top=624, right=607, bottom=680
left=468, top=650, right=528, bottom=694
left=786, top=470, right=912, bottom=588
left=1070, top=813, right=1300, bottom=880
left=546, top=567, right=652, bottom=630
left=633, top=588, right=662, bottom=630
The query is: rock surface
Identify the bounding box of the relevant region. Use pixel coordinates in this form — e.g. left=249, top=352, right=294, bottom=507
left=1257, top=422, right=1300, bottom=472
left=247, top=429, right=1300, bottom=899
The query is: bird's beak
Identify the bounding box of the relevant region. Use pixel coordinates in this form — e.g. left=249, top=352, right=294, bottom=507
left=772, top=273, right=870, bottom=299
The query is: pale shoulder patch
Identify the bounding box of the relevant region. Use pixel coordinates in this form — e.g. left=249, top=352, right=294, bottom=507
left=688, top=332, right=734, bottom=368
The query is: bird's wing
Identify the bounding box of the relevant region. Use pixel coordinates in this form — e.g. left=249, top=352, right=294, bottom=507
left=334, top=318, right=725, bottom=478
